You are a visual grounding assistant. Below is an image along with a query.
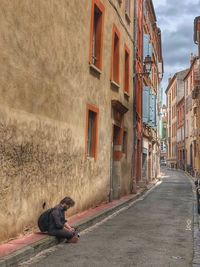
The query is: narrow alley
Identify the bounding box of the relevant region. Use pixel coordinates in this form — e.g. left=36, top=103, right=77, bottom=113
left=23, top=169, right=194, bottom=267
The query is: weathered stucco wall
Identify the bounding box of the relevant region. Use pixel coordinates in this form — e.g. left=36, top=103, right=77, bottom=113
left=0, top=106, right=112, bottom=242
left=107, top=0, right=134, bottom=197
left=0, top=0, right=134, bottom=242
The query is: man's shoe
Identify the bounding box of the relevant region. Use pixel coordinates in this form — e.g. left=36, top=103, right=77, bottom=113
left=67, top=236, right=79, bottom=243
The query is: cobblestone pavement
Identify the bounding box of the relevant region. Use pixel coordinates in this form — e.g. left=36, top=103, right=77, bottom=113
left=22, top=168, right=195, bottom=267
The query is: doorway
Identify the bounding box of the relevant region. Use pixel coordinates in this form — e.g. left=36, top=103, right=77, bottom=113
left=112, top=125, right=122, bottom=199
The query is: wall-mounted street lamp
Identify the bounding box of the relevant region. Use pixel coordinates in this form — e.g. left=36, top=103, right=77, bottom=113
left=143, top=55, right=153, bottom=75
left=136, top=55, right=153, bottom=77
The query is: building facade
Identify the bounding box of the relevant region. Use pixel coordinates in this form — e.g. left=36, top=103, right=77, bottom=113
left=141, top=0, right=163, bottom=182
left=166, top=70, right=187, bottom=169
left=194, top=60, right=200, bottom=176
left=184, top=57, right=200, bottom=175
left=165, top=17, right=200, bottom=176
left=0, top=0, right=135, bottom=243
left=166, top=77, right=177, bottom=168
left=160, top=104, right=167, bottom=163
left=134, top=0, right=143, bottom=186
left=193, top=17, right=200, bottom=176
left=177, top=97, right=185, bottom=169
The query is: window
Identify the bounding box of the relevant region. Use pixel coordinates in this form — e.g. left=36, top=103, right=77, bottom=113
left=124, top=45, right=130, bottom=95
left=190, top=75, right=192, bottom=92
left=186, top=120, right=188, bottom=137
left=194, top=140, right=197, bottom=157
left=172, top=143, right=176, bottom=157
left=186, top=97, right=188, bottom=113
left=111, top=25, right=120, bottom=85
left=89, top=0, right=105, bottom=70
left=125, top=0, right=131, bottom=18
left=186, top=80, right=188, bottom=96
left=86, top=104, right=99, bottom=159
left=122, top=130, right=128, bottom=156
left=177, top=110, right=179, bottom=125
left=161, top=142, right=163, bottom=151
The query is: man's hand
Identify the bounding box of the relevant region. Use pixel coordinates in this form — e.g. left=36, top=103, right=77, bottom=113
left=64, top=222, right=75, bottom=232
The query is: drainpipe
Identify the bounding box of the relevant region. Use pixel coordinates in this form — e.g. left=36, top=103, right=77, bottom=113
left=141, top=0, right=144, bottom=183
left=184, top=78, right=187, bottom=172
left=131, top=0, right=138, bottom=194
left=109, top=109, right=113, bottom=202
left=198, top=26, right=200, bottom=58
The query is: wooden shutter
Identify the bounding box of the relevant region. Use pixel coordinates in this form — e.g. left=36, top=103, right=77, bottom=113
left=143, top=34, right=149, bottom=59
left=149, top=91, right=155, bottom=126
left=143, top=86, right=149, bottom=123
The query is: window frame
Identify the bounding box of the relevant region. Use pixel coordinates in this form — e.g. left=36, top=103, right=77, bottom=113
left=110, top=24, right=120, bottom=85
left=85, top=104, right=99, bottom=160
left=125, top=0, right=131, bottom=22
left=124, top=44, right=130, bottom=95
left=89, top=0, right=105, bottom=71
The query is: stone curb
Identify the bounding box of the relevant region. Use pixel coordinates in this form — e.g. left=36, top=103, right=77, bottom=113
left=0, top=181, right=158, bottom=267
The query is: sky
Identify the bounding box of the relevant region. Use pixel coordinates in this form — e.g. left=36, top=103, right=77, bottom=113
left=152, top=0, right=200, bottom=103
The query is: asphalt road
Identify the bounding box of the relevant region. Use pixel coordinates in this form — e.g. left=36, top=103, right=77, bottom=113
left=24, top=168, right=194, bottom=267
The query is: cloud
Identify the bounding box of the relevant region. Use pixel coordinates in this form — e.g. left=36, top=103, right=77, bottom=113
left=156, top=1, right=200, bottom=18
left=162, top=23, right=196, bottom=65
left=152, top=0, right=200, bottom=99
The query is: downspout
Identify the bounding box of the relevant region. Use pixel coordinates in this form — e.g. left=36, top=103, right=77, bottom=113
left=141, top=0, right=144, bottom=182
left=109, top=109, right=113, bottom=202
left=176, top=87, right=178, bottom=169
left=198, top=27, right=200, bottom=58
left=131, top=0, right=137, bottom=193
left=184, top=79, right=186, bottom=172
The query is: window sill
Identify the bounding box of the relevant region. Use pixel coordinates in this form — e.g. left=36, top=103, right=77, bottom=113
left=111, top=80, right=120, bottom=89
left=124, top=91, right=130, bottom=98
left=87, top=155, right=97, bottom=161
left=90, top=64, right=102, bottom=75
left=125, top=12, right=131, bottom=23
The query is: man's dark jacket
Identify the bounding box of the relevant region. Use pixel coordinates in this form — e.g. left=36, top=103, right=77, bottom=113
left=48, top=204, right=67, bottom=233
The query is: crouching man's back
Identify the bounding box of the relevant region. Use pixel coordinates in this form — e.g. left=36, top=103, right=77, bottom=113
left=48, top=197, right=79, bottom=243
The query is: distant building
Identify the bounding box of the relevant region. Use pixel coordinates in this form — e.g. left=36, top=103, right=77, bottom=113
left=160, top=104, right=167, bottom=162
left=193, top=16, right=200, bottom=176
left=166, top=70, right=188, bottom=169
left=165, top=16, right=200, bottom=174
left=176, top=97, right=185, bottom=170
left=141, top=0, right=163, bottom=181
left=184, top=57, right=200, bottom=175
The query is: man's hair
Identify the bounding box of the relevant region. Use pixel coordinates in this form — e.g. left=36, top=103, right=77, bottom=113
left=60, top=197, right=75, bottom=207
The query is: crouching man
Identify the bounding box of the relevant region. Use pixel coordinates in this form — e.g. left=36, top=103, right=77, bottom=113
left=48, top=196, right=79, bottom=243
